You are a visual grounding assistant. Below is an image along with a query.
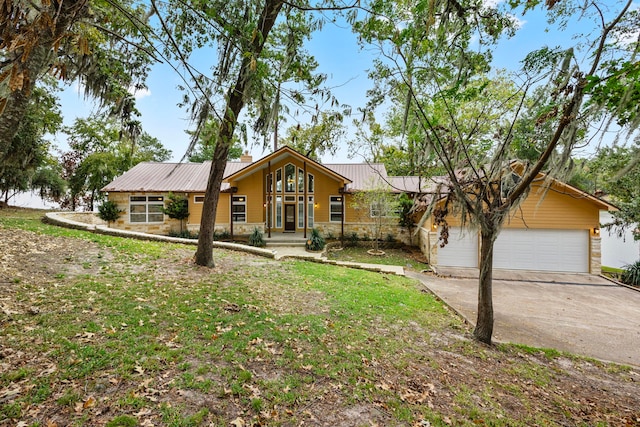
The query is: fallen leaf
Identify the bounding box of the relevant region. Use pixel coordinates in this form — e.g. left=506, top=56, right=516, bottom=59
left=83, top=395, right=96, bottom=408
left=230, top=417, right=246, bottom=427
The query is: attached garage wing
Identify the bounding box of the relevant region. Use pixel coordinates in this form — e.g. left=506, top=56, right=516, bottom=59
left=437, top=227, right=478, bottom=268
left=436, top=227, right=590, bottom=273
left=494, top=229, right=589, bottom=273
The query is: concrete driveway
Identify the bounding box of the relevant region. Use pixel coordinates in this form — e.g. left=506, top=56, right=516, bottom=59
left=406, top=268, right=640, bottom=367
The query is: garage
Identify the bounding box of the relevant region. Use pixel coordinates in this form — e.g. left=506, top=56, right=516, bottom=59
left=437, top=227, right=590, bottom=273
left=494, top=229, right=589, bottom=273
left=437, top=227, right=478, bottom=268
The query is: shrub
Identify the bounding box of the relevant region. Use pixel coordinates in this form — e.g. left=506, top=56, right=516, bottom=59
left=168, top=230, right=197, bottom=239
left=622, top=260, right=640, bottom=287
left=98, top=200, right=123, bottom=226
left=162, top=192, right=189, bottom=232
left=306, top=228, right=325, bottom=251
left=249, top=227, right=266, bottom=247
left=214, top=230, right=231, bottom=240
left=348, top=232, right=359, bottom=247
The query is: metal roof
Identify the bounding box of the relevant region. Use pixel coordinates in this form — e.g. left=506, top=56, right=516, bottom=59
left=101, top=161, right=251, bottom=193
left=324, top=163, right=389, bottom=191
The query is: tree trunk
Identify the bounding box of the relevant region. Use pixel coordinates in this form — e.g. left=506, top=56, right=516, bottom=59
left=0, top=0, right=88, bottom=152
left=194, top=0, right=284, bottom=267
left=473, top=225, right=497, bottom=344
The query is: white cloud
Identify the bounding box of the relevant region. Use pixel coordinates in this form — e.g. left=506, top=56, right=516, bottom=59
left=129, top=86, right=151, bottom=99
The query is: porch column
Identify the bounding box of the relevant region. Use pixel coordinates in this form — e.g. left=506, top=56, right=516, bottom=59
left=230, top=186, right=237, bottom=240
left=340, top=186, right=345, bottom=246
left=303, top=161, right=308, bottom=239
left=267, top=161, right=271, bottom=238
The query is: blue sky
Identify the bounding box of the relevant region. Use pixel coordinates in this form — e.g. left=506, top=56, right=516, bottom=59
left=52, top=2, right=630, bottom=164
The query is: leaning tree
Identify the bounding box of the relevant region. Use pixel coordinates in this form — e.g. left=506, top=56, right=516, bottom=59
left=151, top=0, right=356, bottom=267
left=355, top=0, right=638, bottom=344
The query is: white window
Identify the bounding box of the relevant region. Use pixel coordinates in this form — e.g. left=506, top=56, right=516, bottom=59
left=370, top=202, right=394, bottom=218
left=285, top=164, right=296, bottom=192
left=308, top=196, right=314, bottom=228
left=330, top=196, right=343, bottom=222
left=307, top=174, right=314, bottom=193
left=194, top=195, right=205, bottom=203
left=298, top=168, right=304, bottom=192
left=232, top=195, right=247, bottom=223
left=298, top=196, right=304, bottom=228
left=276, top=196, right=282, bottom=228
left=276, top=169, right=282, bottom=193
left=130, top=195, right=164, bottom=223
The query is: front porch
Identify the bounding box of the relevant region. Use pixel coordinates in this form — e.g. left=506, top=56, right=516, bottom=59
left=263, top=232, right=308, bottom=247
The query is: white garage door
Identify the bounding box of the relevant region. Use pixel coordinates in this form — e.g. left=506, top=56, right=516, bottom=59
left=437, top=227, right=478, bottom=268
left=494, top=229, right=589, bottom=273
left=436, top=227, right=589, bottom=273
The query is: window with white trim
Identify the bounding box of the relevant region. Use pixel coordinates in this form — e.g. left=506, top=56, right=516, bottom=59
left=285, top=164, right=295, bottom=192
left=194, top=195, right=205, bottom=203
left=308, top=196, right=314, bottom=228
left=307, top=173, right=314, bottom=193
left=232, top=195, right=247, bottom=223
left=276, top=196, right=282, bottom=228
left=298, top=196, right=304, bottom=228
left=370, top=202, right=393, bottom=218
left=276, top=169, right=282, bottom=193
left=330, top=196, right=343, bottom=222
left=130, top=195, right=164, bottom=223
left=298, top=168, right=304, bottom=192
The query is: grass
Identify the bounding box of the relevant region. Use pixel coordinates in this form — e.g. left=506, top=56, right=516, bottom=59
left=1, top=208, right=638, bottom=426
left=326, top=245, right=427, bottom=268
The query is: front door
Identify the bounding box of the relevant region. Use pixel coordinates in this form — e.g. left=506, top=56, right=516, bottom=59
left=284, top=204, right=296, bottom=232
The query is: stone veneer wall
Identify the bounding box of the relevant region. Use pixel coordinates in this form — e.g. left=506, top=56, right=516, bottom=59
left=312, top=222, right=413, bottom=246
left=590, top=236, right=601, bottom=275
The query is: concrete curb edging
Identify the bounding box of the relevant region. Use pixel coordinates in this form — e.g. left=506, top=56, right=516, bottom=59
left=43, top=212, right=276, bottom=259
left=43, top=212, right=406, bottom=275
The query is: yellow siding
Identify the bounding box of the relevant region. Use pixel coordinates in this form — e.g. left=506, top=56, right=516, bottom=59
left=344, top=194, right=375, bottom=224
left=188, top=193, right=204, bottom=225
left=231, top=158, right=345, bottom=229
left=441, top=182, right=600, bottom=230
left=216, top=193, right=230, bottom=224
left=504, top=183, right=599, bottom=229
left=233, top=172, right=264, bottom=223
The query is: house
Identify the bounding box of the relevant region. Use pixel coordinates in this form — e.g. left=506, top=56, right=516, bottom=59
left=102, top=147, right=615, bottom=274
left=101, top=146, right=413, bottom=242
left=418, top=171, right=617, bottom=274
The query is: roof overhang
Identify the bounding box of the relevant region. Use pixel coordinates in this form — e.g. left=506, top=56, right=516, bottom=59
left=223, top=146, right=352, bottom=185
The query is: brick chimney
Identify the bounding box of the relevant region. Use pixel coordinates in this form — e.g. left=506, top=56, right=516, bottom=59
left=240, top=151, right=253, bottom=163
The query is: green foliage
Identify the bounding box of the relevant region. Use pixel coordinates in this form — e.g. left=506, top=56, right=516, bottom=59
left=0, top=86, right=62, bottom=204
left=622, top=261, right=640, bottom=287
left=305, top=228, right=325, bottom=251
left=248, top=227, right=266, bottom=247
left=397, top=193, right=414, bottom=230
left=348, top=232, right=359, bottom=247
left=187, top=118, right=244, bottom=163
left=283, top=111, right=345, bottom=160
left=106, top=415, right=138, bottom=427
left=162, top=193, right=190, bottom=233
left=214, top=229, right=231, bottom=241
left=98, top=200, right=123, bottom=225
left=59, top=116, right=171, bottom=211
left=168, top=230, right=198, bottom=239
left=162, top=193, right=190, bottom=220
left=572, top=144, right=640, bottom=239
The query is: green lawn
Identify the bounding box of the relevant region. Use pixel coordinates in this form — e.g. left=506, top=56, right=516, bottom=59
left=326, top=245, right=429, bottom=269
left=1, top=208, right=638, bottom=426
